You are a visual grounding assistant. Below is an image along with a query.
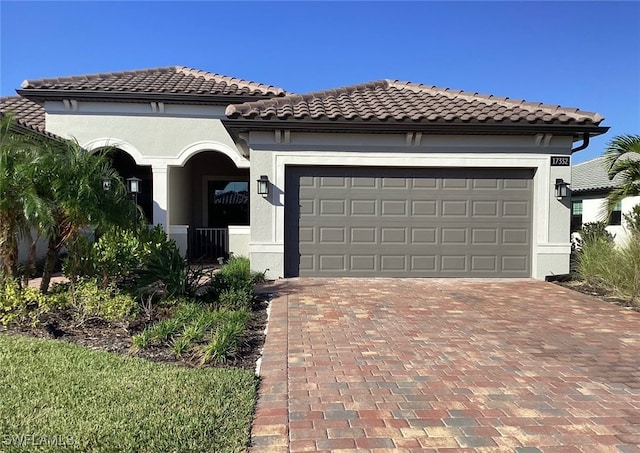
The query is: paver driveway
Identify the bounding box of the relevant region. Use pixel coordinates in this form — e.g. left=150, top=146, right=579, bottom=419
left=252, top=279, right=640, bottom=452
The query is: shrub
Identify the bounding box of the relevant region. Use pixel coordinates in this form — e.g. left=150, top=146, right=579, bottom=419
left=198, top=316, right=248, bottom=365
left=204, top=257, right=264, bottom=310
left=70, top=279, right=138, bottom=323
left=624, top=204, right=640, bottom=237
left=579, top=221, right=614, bottom=245
left=132, top=301, right=251, bottom=365
left=0, top=280, right=67, bottom=327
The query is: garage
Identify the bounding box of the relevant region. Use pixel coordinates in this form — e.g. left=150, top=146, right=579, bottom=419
left=285, top=166, right=533, bottom=278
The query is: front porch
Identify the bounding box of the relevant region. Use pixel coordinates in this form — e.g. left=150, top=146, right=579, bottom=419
left=167, top=150, right=250, bottom=262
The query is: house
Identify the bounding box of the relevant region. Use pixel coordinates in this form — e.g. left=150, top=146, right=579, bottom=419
left=1, top=67, right=608, bottom=279
left=571, top=156, right=640, bottom=244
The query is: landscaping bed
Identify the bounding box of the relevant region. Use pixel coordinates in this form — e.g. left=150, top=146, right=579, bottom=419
left=0, top=293, right=268, bottom=370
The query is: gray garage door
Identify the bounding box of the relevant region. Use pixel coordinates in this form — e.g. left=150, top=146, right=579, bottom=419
left=284, top=167, right=533, bottom=278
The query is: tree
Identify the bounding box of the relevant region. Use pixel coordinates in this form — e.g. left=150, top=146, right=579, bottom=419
left=36, top=141, right=137, bottom=292
left=0, top=114, right=50, bottom=283
left=604, top=134, right=640, bottom=217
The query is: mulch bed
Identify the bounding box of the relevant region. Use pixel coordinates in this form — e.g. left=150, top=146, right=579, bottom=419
left=554, top=279, right=640, bottom=313
left=0, top=292, right=271, bottom=371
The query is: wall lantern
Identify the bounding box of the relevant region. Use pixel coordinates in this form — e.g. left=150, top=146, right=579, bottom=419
left=126, top=176, right=142, bottom=194
left=102, top=178, right=111, bottom=191
left=555, top=178, right=569, bottom=200
left=257, top=175, right=269, bottom=197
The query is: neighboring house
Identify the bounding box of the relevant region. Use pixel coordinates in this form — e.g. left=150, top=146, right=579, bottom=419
left=571, top=156, right=640, bottom=245
left=1, top=66, right=608, bottom=279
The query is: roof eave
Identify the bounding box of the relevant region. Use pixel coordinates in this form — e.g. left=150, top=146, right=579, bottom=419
left=222, top=119, right=609, bottom=138
left=17, top=89, right=283, bottom=105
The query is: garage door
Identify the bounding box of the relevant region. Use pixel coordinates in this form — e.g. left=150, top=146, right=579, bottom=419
left=284, top=167, right=533, bottom=278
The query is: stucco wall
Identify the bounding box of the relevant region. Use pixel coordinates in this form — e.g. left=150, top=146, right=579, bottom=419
left=247, top=131, right=575, bottom=280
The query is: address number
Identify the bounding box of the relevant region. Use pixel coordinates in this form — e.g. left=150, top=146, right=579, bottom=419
left=550, top=156, right=570, bottom=166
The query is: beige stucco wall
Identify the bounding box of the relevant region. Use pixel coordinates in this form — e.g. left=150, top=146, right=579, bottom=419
left=248, top=131, right=575, bottom=280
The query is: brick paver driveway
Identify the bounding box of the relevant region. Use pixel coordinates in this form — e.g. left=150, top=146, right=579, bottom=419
left=252, top=279, right=640, bottom=452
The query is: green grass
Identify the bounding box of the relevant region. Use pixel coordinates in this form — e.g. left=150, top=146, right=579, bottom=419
left=0, top=334, right=258, bottom=452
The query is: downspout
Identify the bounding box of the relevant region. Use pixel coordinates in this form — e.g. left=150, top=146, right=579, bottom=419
left=571, top=133, right=590, bottom=153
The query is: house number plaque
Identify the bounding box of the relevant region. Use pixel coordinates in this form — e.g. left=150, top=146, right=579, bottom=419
left=550, top=156, right=570, bottom=166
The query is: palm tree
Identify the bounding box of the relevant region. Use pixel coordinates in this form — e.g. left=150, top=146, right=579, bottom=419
left=36, top=141, right=136, bottom=292
left=604, top=134, right=640, bottom=217
left=0, top=114, right=50, bottom=283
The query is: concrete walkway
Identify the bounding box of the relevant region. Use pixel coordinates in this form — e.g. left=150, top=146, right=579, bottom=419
left=252, top=278, right=640, bottom=452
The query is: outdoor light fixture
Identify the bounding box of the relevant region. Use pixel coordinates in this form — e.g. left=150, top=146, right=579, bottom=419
left=102, top=178, right=111, bottom=191
left=126, top=176, right=142, bottom=194
left=257, top=175, right=269, bottom=197
left=555, top=178, right=569, bottom=200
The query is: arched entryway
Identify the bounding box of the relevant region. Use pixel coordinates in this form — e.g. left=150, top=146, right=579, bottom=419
left=102, top=149, right=153, bottom=223
left=169, top=151, right=249, bottom=262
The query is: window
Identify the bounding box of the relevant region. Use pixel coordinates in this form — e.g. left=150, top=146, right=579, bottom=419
left=207, top=181, right=249, bottom=227
left=609, top=202, right=622, bottom=226
left=571, top=200, right=583, bottom=232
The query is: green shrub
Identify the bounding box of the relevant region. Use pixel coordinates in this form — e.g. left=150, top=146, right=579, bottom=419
left=132, top=301, right=251, bottom=364
left=198, top=316, right=248, bottom=365
left=70, top=279, right=138, bottom=323
left=579, top=221, right=614, bottom=245
left=0, top=280, right=67, bottom=327
left=624, top=204, right=640, bottom=236
left=204, top=257, right=264, bottom=310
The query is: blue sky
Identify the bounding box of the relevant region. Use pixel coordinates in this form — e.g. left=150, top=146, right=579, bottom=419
left=1, top=1, right=638, bottom=162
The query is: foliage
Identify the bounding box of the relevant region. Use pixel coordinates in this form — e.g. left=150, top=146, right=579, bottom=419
left=0, top=280, right=67, bottom=327
left=199, top=313, right=249, bottom=365
left=0, top=114, right=51, bottom=282
left=0, top=334, right=257, bottom=452
left=624, top=204, right=640, bottom=237
left=34, top=140, right=136, bottom=293
left=70, top=279, right=138, bottom=323
left=66, top=224, right=204, bottom=303
left=131, top=301, right=250, bottom=364
left=604, top=134, right=640, bottom=217
left=203, top=256, right=264, bottom=310
left=579, top=221, right=614, bottom=245
left=577, top=236, right=640, bottom=303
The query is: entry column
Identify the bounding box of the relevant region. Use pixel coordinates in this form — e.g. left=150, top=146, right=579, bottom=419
left=152, top=164, right=168, bottom=229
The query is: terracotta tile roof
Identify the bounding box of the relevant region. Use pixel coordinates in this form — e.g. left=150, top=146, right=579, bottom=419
left=572, top=156, right=637, bottom=193
left=0, top=95, right=46, bottom=134
left=20, top=66, right=287, bottom=99
left=225, top=79, right=605, bottom=127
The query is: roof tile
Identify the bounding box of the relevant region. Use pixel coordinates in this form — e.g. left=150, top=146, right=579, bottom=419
left=0, top=95, right=46, bottom=132
left=225, top=79, right=604, bottom=126
left=20, top=66, right=287, bottom=98
left=571, top=156, right=635, bottom=192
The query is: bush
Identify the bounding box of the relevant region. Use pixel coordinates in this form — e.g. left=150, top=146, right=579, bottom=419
left=204, top=257, right=264, bottom=310
left=579, top=221, right=614, bottom=245
left=131, top=301, right=251, bottom=364
left=70, top=279, right=138, bottom=323
left=624, top=204, right=640, bottom=236
left=0, top=280, right=67, bottom=327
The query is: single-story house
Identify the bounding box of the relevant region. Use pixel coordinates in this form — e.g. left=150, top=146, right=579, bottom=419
left=571, top=156, right=640, bottom=244
left=1, top=66, right=608, bottom=279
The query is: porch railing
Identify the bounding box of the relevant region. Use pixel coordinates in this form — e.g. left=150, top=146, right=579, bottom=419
left=188, top=228, right=229, bottom=263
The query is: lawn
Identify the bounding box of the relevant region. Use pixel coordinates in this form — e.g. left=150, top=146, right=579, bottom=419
left=0, top=334, right=258, bottom=452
